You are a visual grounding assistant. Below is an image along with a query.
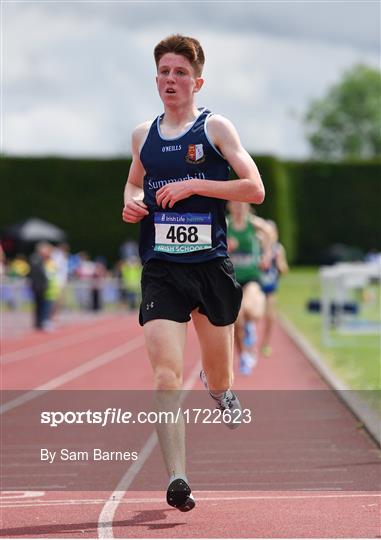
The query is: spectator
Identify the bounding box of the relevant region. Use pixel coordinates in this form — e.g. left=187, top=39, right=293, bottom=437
left=119, top=240, right=139, bottom=261
left=0, top=245, right=5, bottom=277
left=43, top=248, right=60, bottom=330
left=117, top=256, right=142, bottom=310
left=8, top=254, right=30, bottom=278
left=91, top=257, right=107, bottom=311
left=28, top=243, right=50, bottom=330
left=75, top=252, right=95, bottom=309
left=51, top=243, right=69, bottom=317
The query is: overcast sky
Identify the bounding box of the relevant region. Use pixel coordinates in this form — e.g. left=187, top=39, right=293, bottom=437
left=2, top=0, right=380, bottom=158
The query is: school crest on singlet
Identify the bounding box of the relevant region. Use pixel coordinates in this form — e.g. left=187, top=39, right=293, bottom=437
left=185, top=143, right=205, bottom=164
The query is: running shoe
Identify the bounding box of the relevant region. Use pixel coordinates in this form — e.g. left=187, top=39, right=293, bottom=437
left=200, top=370, right=242, bottom=430
left=166, top=477, right=195, bottom=512
left=243, top=322, right=256, bottom=348
left=239, top=351, right=256, bottom=375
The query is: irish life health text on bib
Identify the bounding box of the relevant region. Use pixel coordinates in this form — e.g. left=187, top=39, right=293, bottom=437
left=154, top=212, right=212, bottom=254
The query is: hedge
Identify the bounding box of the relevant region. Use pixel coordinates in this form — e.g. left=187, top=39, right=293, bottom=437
left=1, top=156, right=379, bottom=265
left=284, top=160, right=381, bottom=264
left=0, top=157, right=135, bottom=263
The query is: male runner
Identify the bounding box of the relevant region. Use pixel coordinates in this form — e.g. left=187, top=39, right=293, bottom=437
left=122, top=34, right=265, bottom=512
left=260, top=220, right=289, bottom=357
left=227, top=202, right=271, bottom=373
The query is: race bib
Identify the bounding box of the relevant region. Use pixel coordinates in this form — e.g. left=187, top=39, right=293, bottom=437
left=154, top=212, right=212, bottom=254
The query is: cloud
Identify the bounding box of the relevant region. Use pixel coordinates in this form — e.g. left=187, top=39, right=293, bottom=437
left=6, top=105, right=106, bottom=154
left=3, top=1, right=380, bottom=158
left=16, top=1, right=379, bottom=52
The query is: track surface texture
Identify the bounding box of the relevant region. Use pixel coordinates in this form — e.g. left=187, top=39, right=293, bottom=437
left=1, top=311, right=380, bottom=538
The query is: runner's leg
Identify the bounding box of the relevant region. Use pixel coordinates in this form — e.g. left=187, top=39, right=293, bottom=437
left=234, top=310, right=245, bottom=355
left=193, top=310, right=243, bottom=430
left=143, top=319, right=187, bottom=477
left=235, top=283, right=265, bottom=372
left=262, top=293, right=276, bottom=355
left=192, top=309, right=234, bottom=393
left=241, top=282, right=265, bottom=321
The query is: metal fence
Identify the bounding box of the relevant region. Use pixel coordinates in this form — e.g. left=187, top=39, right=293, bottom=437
left=320, top=262, right=381, bottom=348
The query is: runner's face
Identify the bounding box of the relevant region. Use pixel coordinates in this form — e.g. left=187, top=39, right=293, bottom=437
left=156, top=53, right=203, bottom=106
left=229, top=201, right=249, bottom=220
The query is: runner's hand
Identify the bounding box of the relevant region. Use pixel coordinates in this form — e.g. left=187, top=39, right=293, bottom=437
left=227, top=238, right=238, bottom=252
left=156, top=180, right=195, bottom=209
left=260, top=252, right=272, bottom=270
left=122, top=199, right=149, bottom=223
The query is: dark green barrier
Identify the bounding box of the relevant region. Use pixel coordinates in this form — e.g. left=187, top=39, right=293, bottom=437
left=0, top=157, right=135, bottom=263
left=256, top=157, right=296, bottom=263
left=1, top=156, right=379, bottom=264
left=285, top=160, right=381, bottom=264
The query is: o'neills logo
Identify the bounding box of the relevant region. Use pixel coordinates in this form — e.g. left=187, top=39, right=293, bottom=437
left=186, top=143, right=205, bottom=164
left=162, top=145, right=182, bottom=152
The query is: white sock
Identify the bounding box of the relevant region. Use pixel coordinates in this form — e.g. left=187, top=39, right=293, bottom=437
left=210, top=389, right=231, bottom=400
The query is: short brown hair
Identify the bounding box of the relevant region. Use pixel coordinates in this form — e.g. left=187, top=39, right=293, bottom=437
left=154, top=34, right=205, bottom=77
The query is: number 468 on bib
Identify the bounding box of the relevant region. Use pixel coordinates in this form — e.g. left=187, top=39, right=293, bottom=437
left=154, top=212, right=212, bottom=254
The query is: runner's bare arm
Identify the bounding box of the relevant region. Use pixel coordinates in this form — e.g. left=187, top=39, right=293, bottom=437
left=251, top=215, right=272, bottom=241
left=251, top=215, right=273, bottom=268
left=122, top=122, right=151, bottom=223
left=156, top=115, right=265, bottom=209
left=276, top=244, right=289, bottom=274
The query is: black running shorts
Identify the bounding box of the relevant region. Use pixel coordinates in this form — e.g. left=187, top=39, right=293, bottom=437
left=139, top=257, right=242, bottom=327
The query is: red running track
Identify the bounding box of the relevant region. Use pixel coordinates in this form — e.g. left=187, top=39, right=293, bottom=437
left=1, top=312, right=380, bottom=538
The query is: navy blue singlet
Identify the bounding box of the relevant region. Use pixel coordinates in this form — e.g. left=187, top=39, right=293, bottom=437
left=139, top=108, right=230, bottom=264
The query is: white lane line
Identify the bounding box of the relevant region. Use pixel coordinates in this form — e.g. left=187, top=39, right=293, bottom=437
left=0, top=491, right=45, bottom=500
left=2, top=473, right=78, bottom=478
left=188, top=463, right=349, bottom=473
left=0, top=335, right=145, bottom=414
left=97, top=360, right=202, bottom=539
left=98, top=432, right=158, bottom=536
left=2, top=319, right=126, bottom=364
left=2, top=485, right=67, bottom=490
left=3, top=492, right=381, bottom=509
left=193, top=480, right=355, bottom=486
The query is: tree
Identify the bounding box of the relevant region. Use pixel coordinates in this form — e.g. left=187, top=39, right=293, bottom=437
left=304, top=64, right=381, bottom=160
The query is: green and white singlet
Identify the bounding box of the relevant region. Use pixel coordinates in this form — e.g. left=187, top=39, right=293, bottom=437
left=227, top=217, right=261, bottom=285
